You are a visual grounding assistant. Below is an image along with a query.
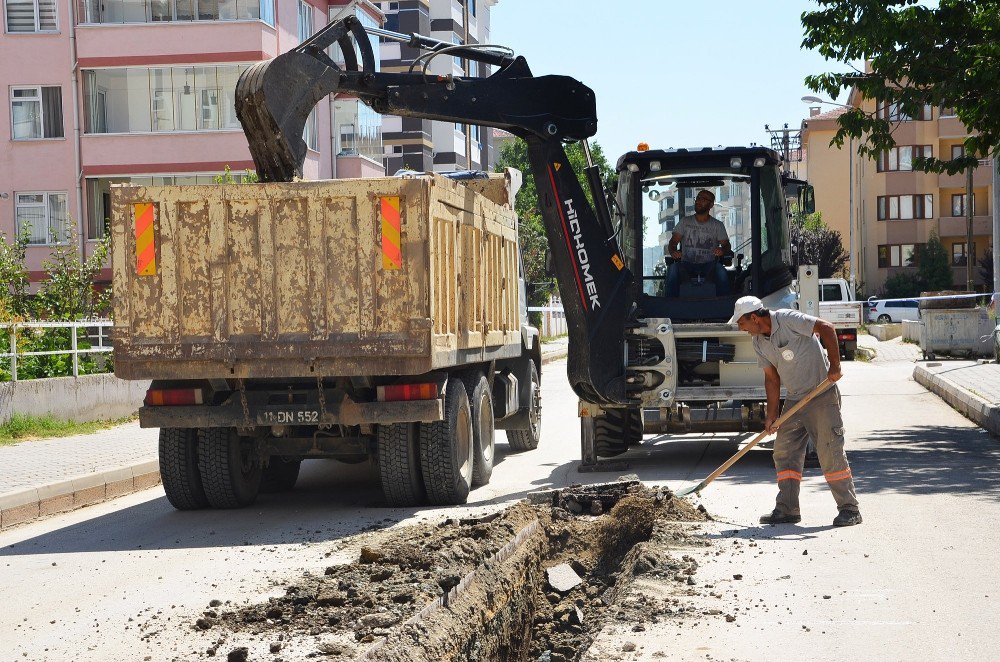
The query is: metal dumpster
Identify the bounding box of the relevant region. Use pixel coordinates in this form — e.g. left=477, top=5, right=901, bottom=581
left=919, top=307, right=993, bottom=360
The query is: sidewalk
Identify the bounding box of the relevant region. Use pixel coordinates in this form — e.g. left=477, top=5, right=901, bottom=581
left=0, top=336, right=571, bottom=530
left=914, top=360, right=1000, bottom=438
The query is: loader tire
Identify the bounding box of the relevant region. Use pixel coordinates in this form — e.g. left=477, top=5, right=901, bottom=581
left=197, top=427, right=263, bottom=509
left=158, top=428, right=208, bottom=510
left=419, top=379, right=473, bottom=506
left=462, top=372, right=495, bottom=487
left=506, top=361, right=541, bottom=452
left=595, top=408, right=642, bottom=458
left=378, top=423, right=425, bottom=507
left=260, top=457, right=301, bottom=494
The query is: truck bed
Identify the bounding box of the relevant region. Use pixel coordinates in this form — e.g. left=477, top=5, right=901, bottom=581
left=111, top=174, right=522, bottom=380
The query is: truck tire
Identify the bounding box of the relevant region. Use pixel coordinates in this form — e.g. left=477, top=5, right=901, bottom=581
left=419, top=378, right=473, bottom=505
left=462, top=372, right=495, bottom=486
left=260, top=457, right=301, bottom=493
left=377, top=423, right=426, bottom=506
left=844, top=348, right=856, bottom=361
left=158, top=428, right=209, bottom=510
left=197, top=427, right=263, bottom=509
left=506, top=361, right=541, bottom=452
left=595, top=408, right=642, bottom=457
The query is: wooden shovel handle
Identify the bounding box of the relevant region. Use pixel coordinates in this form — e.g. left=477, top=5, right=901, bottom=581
left=694, top=378, right=834, bottom=490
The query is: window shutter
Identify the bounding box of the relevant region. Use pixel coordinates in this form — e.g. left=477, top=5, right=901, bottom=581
left=38, top=0, right=57, bottom=30
left=6, top=0, right=35, bottom=31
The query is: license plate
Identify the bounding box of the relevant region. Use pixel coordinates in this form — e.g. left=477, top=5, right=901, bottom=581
left=258, top=409, right=320, bottom=424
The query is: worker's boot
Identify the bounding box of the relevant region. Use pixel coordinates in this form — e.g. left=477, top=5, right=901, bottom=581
left=759, top=509, right=801, bottom=525
left=833, top=509, right=863, bottom=527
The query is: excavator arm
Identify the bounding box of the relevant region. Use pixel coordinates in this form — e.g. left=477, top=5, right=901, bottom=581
left=236, top=16, right=634, bottom=405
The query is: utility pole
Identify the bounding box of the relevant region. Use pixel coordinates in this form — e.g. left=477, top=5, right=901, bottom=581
left=993, top=154, right=1000, bottom=299
left=967, top=164, right=975, bottom=291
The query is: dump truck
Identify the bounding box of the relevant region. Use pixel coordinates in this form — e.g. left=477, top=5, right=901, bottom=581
left=112, top=169, right=542, bottom=509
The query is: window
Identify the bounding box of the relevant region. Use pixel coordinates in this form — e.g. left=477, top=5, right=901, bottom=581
left=303, top=108, right=318, bottom=151
left=951, top=193, right=974, bottom=217
left=86, top=174, right=225, bottom=238
left=453, top=36, right=464, bottom=69
left=877, top=145, right=932, bottom=172
left=83, top=65, right=248, bottom=134
left=951, top=144, right=965, bottom=160
left=334, top=98, right=382, bottom=160
left=952, top=242, right=975, bottom=266
left=820, top=284, right=843, bottom=302
left=877, top=194, right=933, bottom=220
left=467, top=0, right=475, bottom=17
left=877, top=243, right=924, bottom=268
left=297, top=0, right=312, bottom=43
left=5, top=0, right=56, bottom=32
left=877, top=101, right=932, bottom=122
left=10, top=86, right=64, bottom=139
left=16, top=192, right=68, bottom=244
left=76, top=0, right=270, bottom=24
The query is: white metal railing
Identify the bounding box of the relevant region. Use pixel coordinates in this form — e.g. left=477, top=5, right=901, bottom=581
left=0, top=320, right=113, bottom=381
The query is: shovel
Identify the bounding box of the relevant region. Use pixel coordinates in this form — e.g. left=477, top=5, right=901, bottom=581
left=674, top=378, right=834, bottom=497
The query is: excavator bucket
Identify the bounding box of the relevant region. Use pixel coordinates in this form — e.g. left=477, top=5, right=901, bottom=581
left=235, top=17, right=374, bottom=182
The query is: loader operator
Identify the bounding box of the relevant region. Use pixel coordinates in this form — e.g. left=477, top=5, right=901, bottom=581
left=729, top=296, right=863, bottom=527
left=665, top=189, right=731, bottom=297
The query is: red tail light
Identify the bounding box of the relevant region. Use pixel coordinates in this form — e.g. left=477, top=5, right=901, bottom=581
left=377, top=383, right=439, bottom=402
left=837, top=332, right=857, bottom=341
left=145, top=388, right=204, bottom=406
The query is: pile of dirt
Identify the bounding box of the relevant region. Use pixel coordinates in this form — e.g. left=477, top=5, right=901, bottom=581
left=194, top=483, right=709, bottom=661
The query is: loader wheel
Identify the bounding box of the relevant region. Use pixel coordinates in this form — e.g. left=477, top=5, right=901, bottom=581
left=158, top=428, right=209, bottom=510
left=506, top=361, right=541, bottom=452
left=260, top=457, right=301, bottom=494
left=419, top=378, right=473, bottom=505
left=595, top=408, right=642, bottom=458
left=463, top=372, right=496, bottom=486
left=377, top=423, right=426, bottom=507
left=197, top=427, right=263, bottom=509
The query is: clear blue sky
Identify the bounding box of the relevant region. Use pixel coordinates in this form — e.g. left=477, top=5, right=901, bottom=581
left=490, top=0, right=856, bottom=244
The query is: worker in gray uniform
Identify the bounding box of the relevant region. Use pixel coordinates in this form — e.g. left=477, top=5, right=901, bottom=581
left=729, top=296, right=862, bottom=527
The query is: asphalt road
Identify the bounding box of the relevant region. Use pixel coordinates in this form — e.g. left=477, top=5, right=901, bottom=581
left=2, top=357, right=998, bottom=660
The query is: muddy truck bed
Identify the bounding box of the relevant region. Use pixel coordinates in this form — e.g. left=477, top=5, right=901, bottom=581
left=111, top=173, right=522, bottom=380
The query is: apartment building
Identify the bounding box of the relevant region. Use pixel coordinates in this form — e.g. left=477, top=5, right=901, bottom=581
left=376, top=0, right=498, bottom=174
left=802, top=94, right=995, bottom=295
left=1, top=0, right=371, bottom=285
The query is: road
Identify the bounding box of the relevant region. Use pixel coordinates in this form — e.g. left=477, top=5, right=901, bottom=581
left=2, top=355, right=999, bottom=660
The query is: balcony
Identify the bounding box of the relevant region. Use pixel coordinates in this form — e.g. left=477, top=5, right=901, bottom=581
left=939, top=215, right=992, bottom=238
left=938, top=164, right=993, bottom=188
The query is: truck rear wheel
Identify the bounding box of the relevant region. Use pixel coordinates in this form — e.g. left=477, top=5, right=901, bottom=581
left=197, top=428, right=263, bottom=509
left=158, top=428, right=209, bottom=510
left=377, top=423, right=426, bottom=506
left=463, top=373, right=495, bottom=486
left=506, top=361, right=541, bottom=452
left=595, top=408, right=642, bottom=457
left=419, top=378, right=473, bottom=505
left=260, top=457, right=302, bottom=493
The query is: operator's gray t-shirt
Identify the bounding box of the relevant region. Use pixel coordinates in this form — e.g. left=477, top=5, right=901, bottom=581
left=753, top=309, right=829, bottom=399
left=675, top=214, right=729, bottom=264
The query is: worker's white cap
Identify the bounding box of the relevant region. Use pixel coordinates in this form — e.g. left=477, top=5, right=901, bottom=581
left=728, top=296, right=764, bottom=324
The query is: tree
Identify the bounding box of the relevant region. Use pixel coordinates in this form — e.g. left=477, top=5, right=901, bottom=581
left=495, top=138, right=615, bottom=308
left=0, top=229, right=31, bottom=321
left=917, top=233, right=953, bottom=292
left=882, top=272, right=923, bottom=299
left=34, top=230, right=112, bottom=321
left=789, top=211, right=848, bottom=278
left=802, top=0, right=1000, bottom=173
left=979, top=248, right=993, bottom=287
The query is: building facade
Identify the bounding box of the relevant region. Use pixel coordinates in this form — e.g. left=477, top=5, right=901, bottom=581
left=376, top=0, right=498, bottom=174
left=802, top=95, right=995, bottom=296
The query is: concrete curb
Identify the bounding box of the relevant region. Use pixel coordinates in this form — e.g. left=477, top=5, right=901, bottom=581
left=0, top=460, right=160, bottom=530
left=913, top=364, right=1000, bottom=437
left=0, top=351, right=571, bottom=531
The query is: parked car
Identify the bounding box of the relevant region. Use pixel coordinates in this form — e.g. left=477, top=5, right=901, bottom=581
left=868, top=298, right=921, bottom=323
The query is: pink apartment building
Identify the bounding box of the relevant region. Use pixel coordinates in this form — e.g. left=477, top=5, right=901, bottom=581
left=1, top=0, right=385, bottom=286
